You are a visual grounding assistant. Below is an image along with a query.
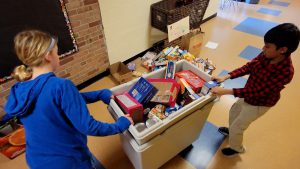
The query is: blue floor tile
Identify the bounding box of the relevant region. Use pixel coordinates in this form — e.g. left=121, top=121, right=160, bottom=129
left=234, top=17, right=279, bottom=37
left=269, top=0, right=290, bottom=7
left=257, top=8, right=282, bottom=16
left=218, top=70, right=247, bottom=88
left=239, top=45, right=262, bottom=60
left=180, top=122, right=225, bottom=169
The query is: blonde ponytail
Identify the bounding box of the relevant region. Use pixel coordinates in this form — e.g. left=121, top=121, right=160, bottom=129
left=13, top=30, right=57, bottom=81
left=13, top=65, right=32, bottom=82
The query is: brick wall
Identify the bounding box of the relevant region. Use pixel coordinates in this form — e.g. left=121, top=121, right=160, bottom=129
left=0, top=0, right=109, bottom=117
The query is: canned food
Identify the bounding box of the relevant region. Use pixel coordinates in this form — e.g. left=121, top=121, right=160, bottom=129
left=134, top=123, right=147, bottom=132
left=145, top=116, right=160, bottom=128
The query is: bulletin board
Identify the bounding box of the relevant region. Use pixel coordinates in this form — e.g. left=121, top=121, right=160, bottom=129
left=0, top=0, right=78, bottom=83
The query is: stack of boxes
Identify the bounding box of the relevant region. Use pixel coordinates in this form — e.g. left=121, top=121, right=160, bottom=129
left=141, top=46, right=216, bottom=75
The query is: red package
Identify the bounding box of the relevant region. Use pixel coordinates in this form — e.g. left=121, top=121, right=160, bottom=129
left=175, top=70, right=205, bottom=93
left=115, top=93, right=144, bottom=123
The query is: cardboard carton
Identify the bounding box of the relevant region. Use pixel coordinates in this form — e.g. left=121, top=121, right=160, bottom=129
left=148, top=78, right=180, bottom=107
left=110, top=62, right=133, bottom=84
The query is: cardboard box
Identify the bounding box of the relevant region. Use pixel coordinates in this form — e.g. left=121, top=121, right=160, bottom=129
left=128, top=77, right=158, bottom=105
left=110, top=62, right=133, bottom=84
left=0, top=119, right=25, bottom=159
left=148, top=78, right=180, bottom=107
left=115, top=93, right=144, bottom=123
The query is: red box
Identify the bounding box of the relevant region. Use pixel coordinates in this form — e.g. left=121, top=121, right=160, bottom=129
left=148, top=78, right=180, bottom=107
left=115, top=93, right=144, bottom=123
left=175, top=70, right=205, bottom=93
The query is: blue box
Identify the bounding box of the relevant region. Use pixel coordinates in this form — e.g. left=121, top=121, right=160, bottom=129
left=201, top=80, right=220, bottom=95
left=129, top=77, right=158, bottom=105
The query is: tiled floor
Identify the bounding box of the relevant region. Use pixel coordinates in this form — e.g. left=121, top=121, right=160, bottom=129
left=257, top=7, right=282, bottom=16
left=269, top=0, right=290, bottom=7
left=1, top=0, right=299, bottom=169
left=239, top=45, right=262, bottom=60
left=234, top=17, right=279, bottom=37
left=179, top=122, right=226, bottom=169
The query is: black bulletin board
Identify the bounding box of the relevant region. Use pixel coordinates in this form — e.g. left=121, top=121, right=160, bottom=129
left=0, top=0, right=78, bottom=82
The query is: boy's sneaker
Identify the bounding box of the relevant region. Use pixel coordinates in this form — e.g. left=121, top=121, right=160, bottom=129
left=221, top=147, right=239, bottom=156
left=218, top=127, right=229, bottom=136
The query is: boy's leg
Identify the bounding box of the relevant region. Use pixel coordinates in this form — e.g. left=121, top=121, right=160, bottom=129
left=229, top=98, right=243, bottom=126
left=218, top=98, right=243, bottom=136
left=90, top=153, right=105, bottom=169
left=229, top=100, right=270, bottom=152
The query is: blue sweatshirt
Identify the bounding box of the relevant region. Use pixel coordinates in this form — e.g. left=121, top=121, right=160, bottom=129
left=4, top=72, right=131, bottom=169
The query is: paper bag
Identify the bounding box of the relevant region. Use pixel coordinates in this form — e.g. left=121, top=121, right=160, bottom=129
left=181, top=28, right=204, bottom=57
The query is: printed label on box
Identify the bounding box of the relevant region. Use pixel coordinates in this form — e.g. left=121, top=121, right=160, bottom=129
left=129, top=77, right=158, bottom=105
left=116, top=95, right=137, bottom=107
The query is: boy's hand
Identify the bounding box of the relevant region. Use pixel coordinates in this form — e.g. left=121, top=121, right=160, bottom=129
left=124, top=114, right=134, bottom=125
left=211, top=74, right=231, bottom=83
left=211, top=87, right=233, bottom=96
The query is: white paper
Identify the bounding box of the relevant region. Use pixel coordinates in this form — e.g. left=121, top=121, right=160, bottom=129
left=205, top=41, right=219, bottom=49
left=167, top=16, right=190, bottom=42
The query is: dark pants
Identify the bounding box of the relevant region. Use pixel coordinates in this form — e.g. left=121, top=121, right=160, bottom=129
left=90, top=153, right=105, bottom=169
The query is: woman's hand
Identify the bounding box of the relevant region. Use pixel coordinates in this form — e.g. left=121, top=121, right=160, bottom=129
left=123, top=114, right=134, bottom=125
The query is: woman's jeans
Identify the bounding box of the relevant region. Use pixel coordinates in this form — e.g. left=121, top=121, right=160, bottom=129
left=90, top=153, right=105, bottom=169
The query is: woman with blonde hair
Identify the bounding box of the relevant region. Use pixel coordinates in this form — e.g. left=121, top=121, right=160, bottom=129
left=4, top=30, right=133, bottom=169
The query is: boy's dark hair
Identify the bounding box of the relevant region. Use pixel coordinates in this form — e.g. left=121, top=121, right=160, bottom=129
left=264, top=23, right=300, bottom=56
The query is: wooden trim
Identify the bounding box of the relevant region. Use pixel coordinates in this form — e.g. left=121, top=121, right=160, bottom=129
left=202, top=13, right=218, bottom=24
